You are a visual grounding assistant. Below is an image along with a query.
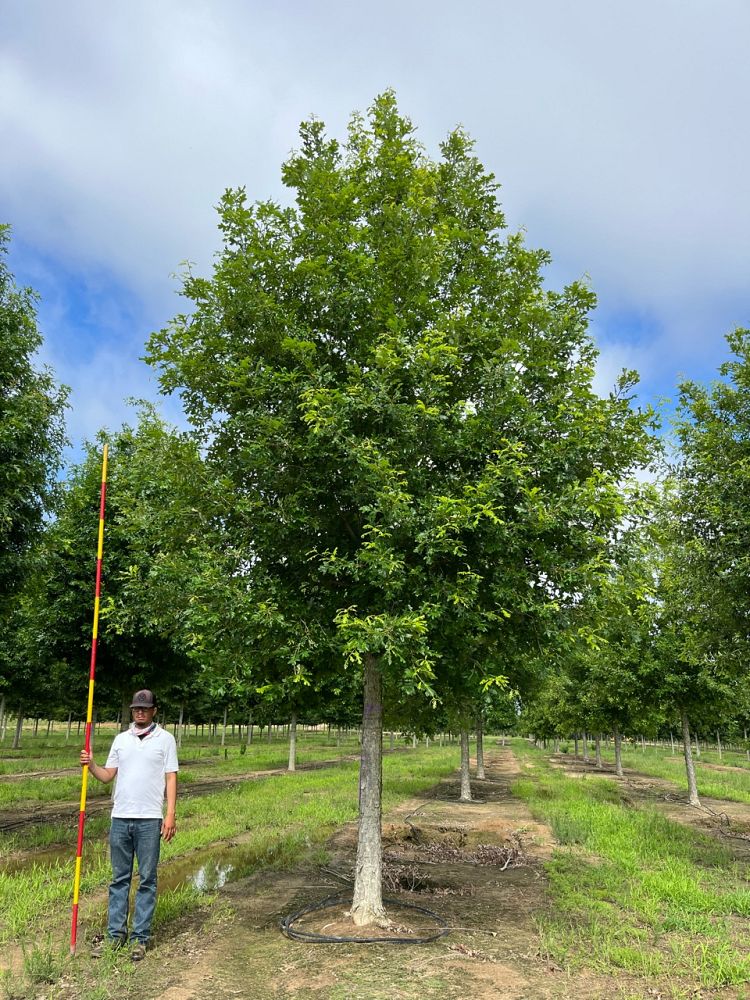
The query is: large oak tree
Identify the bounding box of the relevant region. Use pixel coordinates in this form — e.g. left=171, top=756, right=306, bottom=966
left=148, top=93, right=654, bottom=925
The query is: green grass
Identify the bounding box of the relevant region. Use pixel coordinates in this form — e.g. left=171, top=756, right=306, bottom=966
left=599, top=742, right=750, bottom=806
left=513, top=742, right=750, bottom=991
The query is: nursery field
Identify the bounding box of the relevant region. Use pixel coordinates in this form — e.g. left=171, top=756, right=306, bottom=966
left=4, top=734, right=750, bottom=999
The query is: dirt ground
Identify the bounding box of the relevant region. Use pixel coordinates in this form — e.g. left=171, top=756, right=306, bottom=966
left=56, top=748, right=652, bottom=1000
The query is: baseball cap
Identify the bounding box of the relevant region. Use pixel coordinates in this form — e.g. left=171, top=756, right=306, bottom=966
left=130, top=689, right=157, bottom=709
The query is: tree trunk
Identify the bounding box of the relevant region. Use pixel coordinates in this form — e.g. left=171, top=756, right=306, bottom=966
left=288, top=712, right=297, bottom=772
left=389, top=731, right=395, bottom=751
left=350, top=654, right=386, bottom=927
left=694, top=734, right=700, bottom=758
left=553, top=737, right=560, bottom=753
left=681, top=708, right=700, bottom=806
left=595, top=733, right=603, bottom=769
left=177, top=704, right=184, bottom=749
left=12, top=709, right=23, bottom=750
left=613, top=725, right=623, bottom=777
left=66, top=710, right=72, bottom=742
left=476, top=716, right=485, bottom=779
left=268, top=723, right=272, bottom=743
left=412, top=734, right=417, bottom=748
left=247, top=711, right=253, bottom=746
left=221, top=706, right=228, bottom=747
left=582, top=732, right=589, bottom=763
left=670, top=731, right=675, bottom=755
left=459, top=728, right=472, bottom=802
left=574, top=735, right=579, bottom=758
left=716, top=730, right=722, bottom=761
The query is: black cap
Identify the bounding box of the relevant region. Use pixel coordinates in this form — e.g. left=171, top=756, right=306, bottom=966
left=130, top=689, right=157, bottom=709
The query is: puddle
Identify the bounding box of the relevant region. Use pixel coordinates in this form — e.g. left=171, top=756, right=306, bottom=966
left=159, top=841, right=272, bottom=894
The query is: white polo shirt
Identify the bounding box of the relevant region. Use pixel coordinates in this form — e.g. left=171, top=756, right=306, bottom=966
left=105, top=724, right=179, bottom=819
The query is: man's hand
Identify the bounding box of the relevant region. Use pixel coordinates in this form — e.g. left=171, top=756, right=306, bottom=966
left=161, top=814, right=176, bottom=842
left=80, top=749, right=93, bottom=767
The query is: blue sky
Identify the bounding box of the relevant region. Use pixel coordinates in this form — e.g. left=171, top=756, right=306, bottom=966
left=2, top=0, right=749, bottom=466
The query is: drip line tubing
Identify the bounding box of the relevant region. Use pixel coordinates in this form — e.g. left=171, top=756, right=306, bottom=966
left=280, top=892, right=449, bottom=944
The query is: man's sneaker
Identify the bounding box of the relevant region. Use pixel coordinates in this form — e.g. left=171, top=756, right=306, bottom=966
left=91, top=935, right=125, bottom=958
left=130, top=942, right=147, bottom=962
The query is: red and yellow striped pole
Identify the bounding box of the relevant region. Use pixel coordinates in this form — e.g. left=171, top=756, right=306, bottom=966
left=71, top=444, right=108, bottom=956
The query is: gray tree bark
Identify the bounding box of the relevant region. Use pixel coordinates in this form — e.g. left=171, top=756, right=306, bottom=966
left=12, top=709, right=23, bottom=750
left=120, top=691, right=130, bottom=733
left=476, top=716, right=485, bottom=779
left=681, top=708, right=700, bottom=807
left=459, top=728, right=472, bottom=802
left=350, top=654, right=387, bottom=927
left=613, top=725, right=623, bottom=777
left=221, top=706, right=228, bottom=747
left=288, top=712, right=297, bottom=771
left=582, top=731, right=589, bottom=763
left=595, top=733, right=603, bottom=769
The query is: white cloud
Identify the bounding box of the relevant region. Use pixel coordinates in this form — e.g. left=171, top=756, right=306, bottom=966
left=1, top=0, right=749, bottom=454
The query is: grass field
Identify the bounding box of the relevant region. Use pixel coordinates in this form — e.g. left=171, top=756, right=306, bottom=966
left=6, top=731, right=750, bottom=999
left=515, top=741, right=750, bottom=996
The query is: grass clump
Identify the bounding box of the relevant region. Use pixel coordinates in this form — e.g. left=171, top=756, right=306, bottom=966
left=513, top=744, right=750, bottom=991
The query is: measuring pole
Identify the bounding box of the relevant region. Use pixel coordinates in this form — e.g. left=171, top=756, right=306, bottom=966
left=70, top=444, right=108, bottom=956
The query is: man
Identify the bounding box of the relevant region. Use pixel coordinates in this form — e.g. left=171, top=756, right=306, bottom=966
left=80, top=689, right=178, bottom=960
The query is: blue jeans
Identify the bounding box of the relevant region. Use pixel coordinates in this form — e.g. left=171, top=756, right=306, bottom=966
left=108, top=818, right=162, bottom=944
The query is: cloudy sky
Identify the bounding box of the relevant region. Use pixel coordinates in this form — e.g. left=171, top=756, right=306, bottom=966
left=2, top=1, right=748, bottom=463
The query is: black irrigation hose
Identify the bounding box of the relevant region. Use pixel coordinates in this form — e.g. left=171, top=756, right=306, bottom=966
left=280, top=892, right=450, bottom=944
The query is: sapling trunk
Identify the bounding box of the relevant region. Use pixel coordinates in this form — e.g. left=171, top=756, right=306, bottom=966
left=595, top=733, right=602, bottom=769
left=614, top=725, right=623, bottom=777
left=553, top=737, right=560, bottom=753
left=119, top=692, right=130, bottom=733
left=716, top=730, right=722, bottom=761
left=66, top=710, right=72, bottom=743
left=681, top=708, right=700, bottom=807
left=177, top=704, right=184, bottom=750
left=670, top=731, right=675, bottom=755
left=389, top=731, right=395, bottom=751
left=221, top=706, right=228, bottom=747
left=574, top=735, right=578, bottom=758
left=12, top=709, right=23, bottom=750
left=247, top=711, right=253, bottom=746
left=459, top=729, right=472, bottom=802
left=288, top=712, right=297, bottom=771
left=582, top=732, right=589, bottom=763
left=350, top=654, right=386, bottom=927
left=476, top=717, right=485, bottom=780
